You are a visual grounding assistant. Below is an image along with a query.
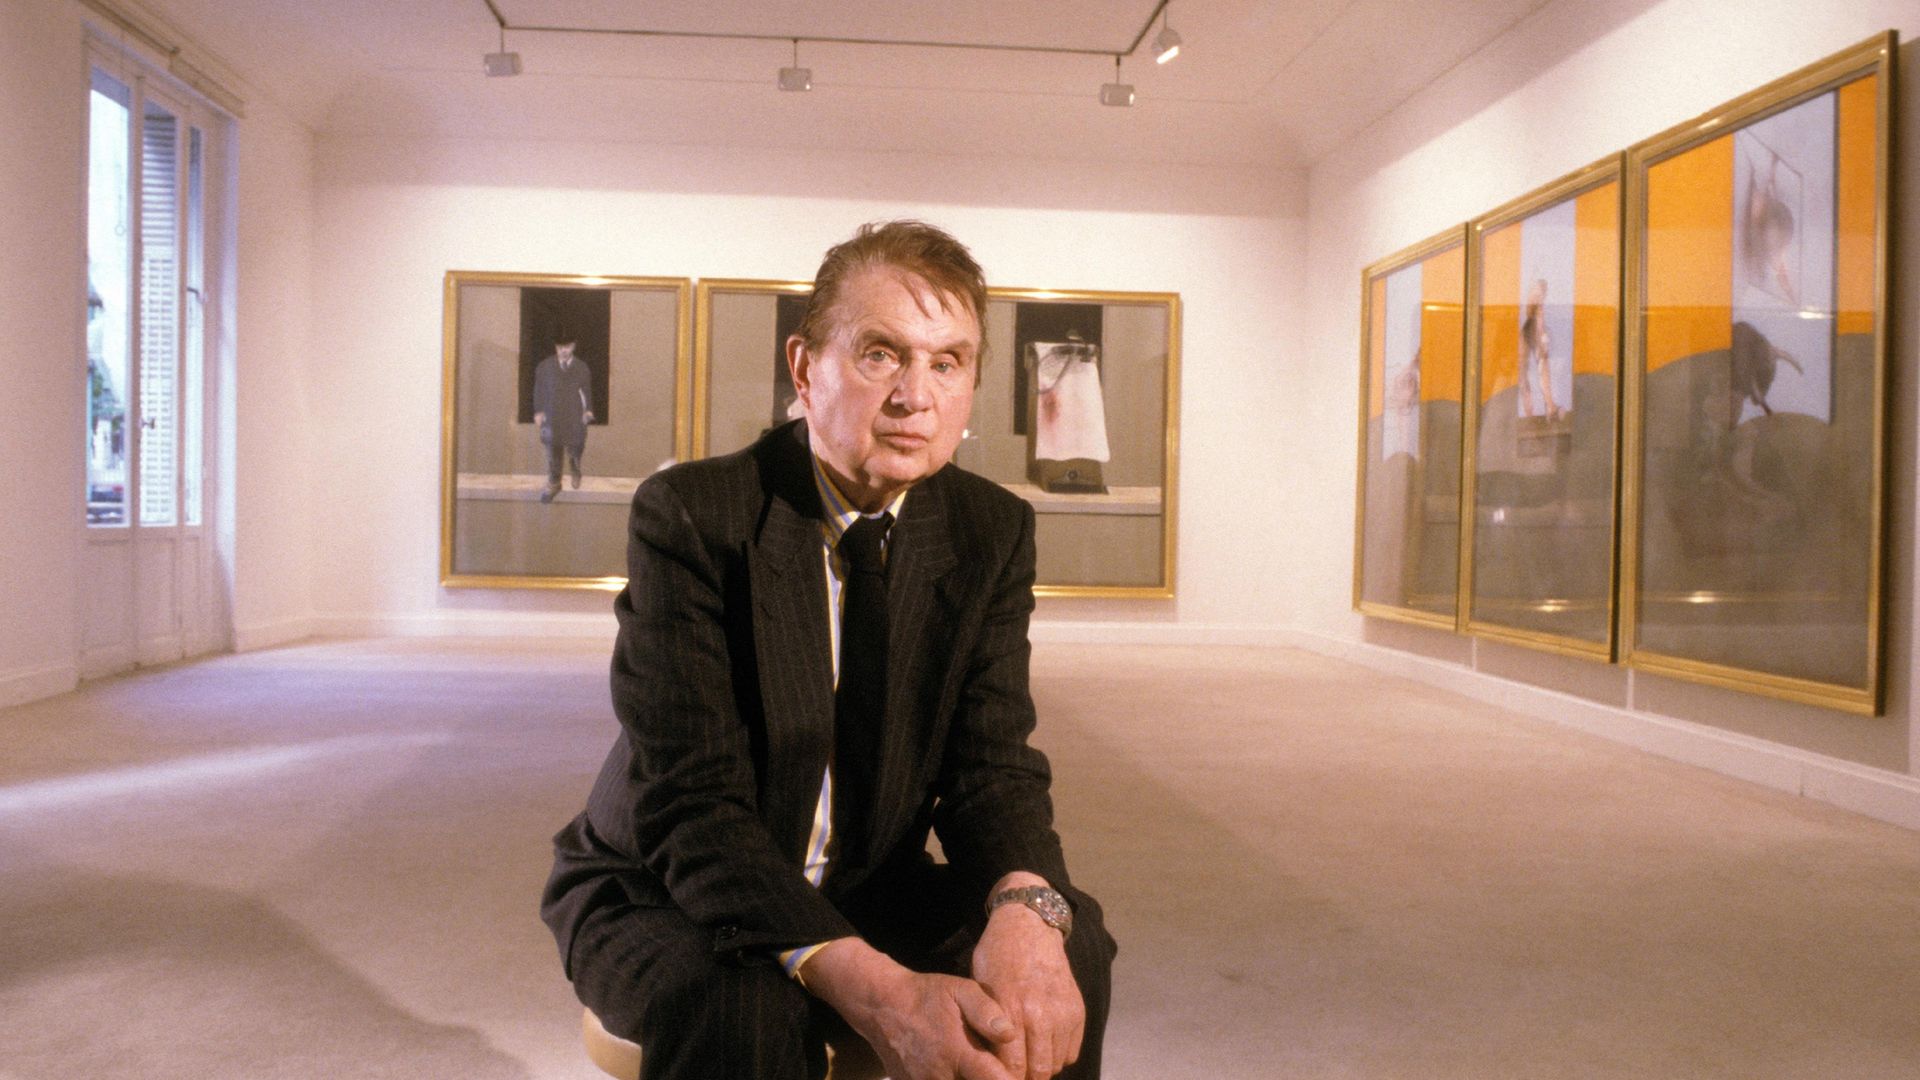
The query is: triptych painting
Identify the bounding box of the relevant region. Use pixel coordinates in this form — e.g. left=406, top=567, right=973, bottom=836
left=439, top=276, right=1180, bottom=599
left=1354, top=32, right=1894, bottom=714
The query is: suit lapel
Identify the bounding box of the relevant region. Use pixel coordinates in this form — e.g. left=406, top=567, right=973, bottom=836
left=749, top=429, right=836, bottom=864
left=746, top=426, right=966, bottom=876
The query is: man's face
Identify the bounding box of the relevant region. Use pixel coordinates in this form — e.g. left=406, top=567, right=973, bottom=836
left=789, top=266, right=979, bottom=512
left=556, top=342, right=576, bottom=364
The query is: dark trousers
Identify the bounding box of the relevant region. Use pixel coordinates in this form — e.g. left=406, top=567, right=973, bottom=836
left=565, top=864, right=1115, bottom=1080
left=545, top=436, right=585, bottom=485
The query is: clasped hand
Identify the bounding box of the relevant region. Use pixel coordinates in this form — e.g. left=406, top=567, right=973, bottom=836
left=970, top=892, right=1085, bottom=1080
left=804, top=891, right=1082, bottom=1080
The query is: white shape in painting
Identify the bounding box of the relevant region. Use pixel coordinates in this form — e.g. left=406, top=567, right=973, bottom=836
left=1731, top=91, right=1835, bottom=424
left=1033, top=343, right=1112, bottom=462
left=1517, top=198, right=1578, bottom=423
left=1381, top=262, right=1424, bottom=460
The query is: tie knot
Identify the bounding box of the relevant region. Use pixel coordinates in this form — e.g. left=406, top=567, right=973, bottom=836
left=838, top=513, right=892, bottom=573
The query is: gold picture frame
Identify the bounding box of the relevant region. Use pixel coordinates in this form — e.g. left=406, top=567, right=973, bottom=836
left=979, top=287, right=1181, bottom=599
left=692, top=278, right=816, bottom=462
left=1354, top=226, right=1469, bottom=628
left=1620, top=32, right=1894, bottom=714
left=692, top=281, right=1182, bottom=598
left=439, top=270, right=692, bottom=591
left=1460, top=155, right=1625, bottom=659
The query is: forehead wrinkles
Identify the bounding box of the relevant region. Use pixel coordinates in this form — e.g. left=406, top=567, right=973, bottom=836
left=824, top=267, right=977, bottom=350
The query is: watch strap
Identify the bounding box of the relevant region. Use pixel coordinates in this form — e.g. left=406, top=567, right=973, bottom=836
left=986, top=884, right=1073, bottom=939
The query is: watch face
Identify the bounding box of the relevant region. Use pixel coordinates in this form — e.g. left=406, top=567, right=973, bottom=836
left=995, top=886, right=1072, bottom=936
left=1033, top=892, right=1070, bottom=924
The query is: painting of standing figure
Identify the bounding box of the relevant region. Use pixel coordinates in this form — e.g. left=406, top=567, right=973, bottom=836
left=441, top=270, right=690, bottom=590
left=1462, top=159, right=1619, bottom=656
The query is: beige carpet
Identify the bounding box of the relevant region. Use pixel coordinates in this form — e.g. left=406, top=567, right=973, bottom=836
left=1, top=638, right=1916, bottom=1078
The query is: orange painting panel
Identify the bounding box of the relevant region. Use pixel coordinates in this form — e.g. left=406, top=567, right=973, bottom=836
left=1420, top=244, right=1465, bottom=404
left=1644, top=136, right=1733, bottom=372
left=1572, top=182, right=1620, bottom=377
left=1835, top=74, right=1877, bottom=336
left=1479, top=224, right=1522, bottom=404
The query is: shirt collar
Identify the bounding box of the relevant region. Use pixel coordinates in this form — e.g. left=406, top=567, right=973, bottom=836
left=810, top=454, right=908, bottom=548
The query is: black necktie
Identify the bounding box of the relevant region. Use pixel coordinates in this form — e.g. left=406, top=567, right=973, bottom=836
left=832, top=512, right=892, bottom=872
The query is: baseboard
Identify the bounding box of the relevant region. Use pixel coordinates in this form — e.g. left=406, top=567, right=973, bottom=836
left=233, top=616, right=320, bottom=653
left=0, top=661, right=80, bottom=710
left=312, top=611, right=618, bottom=640
left=79, top=643, right=136, bottom=682
left=1280, top=628, right=1920, bottom=834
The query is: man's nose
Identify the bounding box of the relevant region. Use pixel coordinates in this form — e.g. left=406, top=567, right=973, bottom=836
left=890, top=361, right=934, bottom=410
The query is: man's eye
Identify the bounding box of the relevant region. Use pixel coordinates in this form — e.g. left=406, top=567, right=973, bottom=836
left=863, top=348, right=895, bottom=365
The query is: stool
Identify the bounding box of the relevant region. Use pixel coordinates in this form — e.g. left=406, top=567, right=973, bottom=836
left=582, top=1008, right=889, bottom=1080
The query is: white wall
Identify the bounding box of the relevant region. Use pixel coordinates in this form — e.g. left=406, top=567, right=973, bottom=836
left=229, top=92, right=318, bottom=650
left=306, top=135, right=1307, bottom=637
left=1296, top=0, right=1920, bottom=796
left=0, top=0, right=87, bottom=707
left=0, top=0, right=318, bottom=703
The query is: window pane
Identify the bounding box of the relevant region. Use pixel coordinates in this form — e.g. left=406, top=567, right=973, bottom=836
left=138, top=97, right=179, bottom=527
left=86, top=71, right=131, bottom=526
left=183, top=125, right=204, bottom=527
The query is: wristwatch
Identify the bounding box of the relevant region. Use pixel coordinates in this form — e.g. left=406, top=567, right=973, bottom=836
left=987, top=885, right=1073, bottom=939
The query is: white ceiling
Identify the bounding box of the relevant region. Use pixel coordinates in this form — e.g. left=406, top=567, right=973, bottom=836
left=130, top=0, right=1606, bottom=170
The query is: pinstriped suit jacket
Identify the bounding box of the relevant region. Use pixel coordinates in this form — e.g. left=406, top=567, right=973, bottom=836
left=542, top=420, right=1072, bottom=975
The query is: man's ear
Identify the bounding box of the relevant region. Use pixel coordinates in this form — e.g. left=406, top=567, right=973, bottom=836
left=786, top=334, right=812, bottom=404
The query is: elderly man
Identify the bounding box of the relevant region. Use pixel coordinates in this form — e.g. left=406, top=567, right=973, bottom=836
left=542, top=220, right=1114, bottom=1080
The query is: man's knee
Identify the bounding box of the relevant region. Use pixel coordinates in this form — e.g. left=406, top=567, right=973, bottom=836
left=628, top=955, right=817, bottom=1079
left=634, top=952, right=810, bottom=1046
left=569, top=904, right=816, bottom=1078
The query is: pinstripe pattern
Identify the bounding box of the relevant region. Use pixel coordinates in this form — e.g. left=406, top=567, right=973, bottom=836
left=541, top=420, right=1106, bottom=1078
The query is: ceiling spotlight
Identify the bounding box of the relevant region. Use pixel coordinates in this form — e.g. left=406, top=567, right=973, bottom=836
left=1154, top=3, right=1182, bottom=64
left=1153, top=25, right=1182, bottom=64
left=1100, top=55, right=1134, bottom=107
left=778, top=38, right=812, bottom=92
left=484, top=24, right=520, bottom=77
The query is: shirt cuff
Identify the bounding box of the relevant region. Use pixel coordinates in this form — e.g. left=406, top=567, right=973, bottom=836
left=778, top=942, right=831, bottom=986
